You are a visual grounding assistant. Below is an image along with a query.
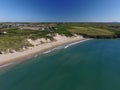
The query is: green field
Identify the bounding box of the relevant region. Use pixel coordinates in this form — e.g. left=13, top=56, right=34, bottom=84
left=69, top=26, right=115, bottom=38
left=61, top=23, right=120, bottom=38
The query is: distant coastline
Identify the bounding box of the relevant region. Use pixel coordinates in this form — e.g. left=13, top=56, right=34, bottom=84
left=1, top=22, right=120, bottom=67
left=0, top=34, right=88, bottom=67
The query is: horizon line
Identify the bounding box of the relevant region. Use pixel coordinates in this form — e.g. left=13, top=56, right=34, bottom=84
left=0, top=21, right=119, bottom=23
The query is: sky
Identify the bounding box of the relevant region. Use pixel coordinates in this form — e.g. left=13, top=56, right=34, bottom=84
left=0, top=0, right=120, bottom=22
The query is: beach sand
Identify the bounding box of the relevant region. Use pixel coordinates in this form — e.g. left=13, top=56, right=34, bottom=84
left=0, top=34, right=86, bottom=66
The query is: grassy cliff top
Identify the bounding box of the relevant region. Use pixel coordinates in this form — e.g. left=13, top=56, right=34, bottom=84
left=61, top=23, right=120, bottom=38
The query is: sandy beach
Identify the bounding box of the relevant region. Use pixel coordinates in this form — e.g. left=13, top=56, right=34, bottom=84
left=0, top=34, right=87, bottom=66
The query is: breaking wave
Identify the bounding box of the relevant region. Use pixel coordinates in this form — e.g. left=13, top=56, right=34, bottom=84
left=64, top=39, right=90, bottom=49
left=43, top=39, right=90, bottom=54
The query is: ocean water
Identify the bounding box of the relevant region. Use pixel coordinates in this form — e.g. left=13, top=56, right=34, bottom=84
left=0, top=39, right=120, bottom=90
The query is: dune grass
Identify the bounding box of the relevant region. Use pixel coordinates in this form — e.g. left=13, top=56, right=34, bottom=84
left=0, top=26, right=72, bottom=52
left=0, top=36, right=31, bottom=52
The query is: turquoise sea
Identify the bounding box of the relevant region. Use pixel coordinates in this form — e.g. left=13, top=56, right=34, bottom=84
left=0, top=39, right=120, bottom=90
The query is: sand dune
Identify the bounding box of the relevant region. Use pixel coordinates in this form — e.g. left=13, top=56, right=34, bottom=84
left=0, top=34, right=86, bottom=66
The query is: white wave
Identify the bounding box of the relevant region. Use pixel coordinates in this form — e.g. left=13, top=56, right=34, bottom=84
left=64, top=39, right=90, bottom=49
left=43, top=46, right=64, bottom=54
left=43, top=50, right=52, bottom=54
left=43, top=39, right=91, bottom=54
left=34, top=55, right=38, bottom=58
left=0, top=63, right=14, bottom=68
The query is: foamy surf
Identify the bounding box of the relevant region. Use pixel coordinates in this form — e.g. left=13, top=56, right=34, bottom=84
left=0, top=63, right=14, bottom=68
left=43, top=46, right=64, bottom=54
left=43, top=39, right=90, bottom=54
left=64, top=39, right=90, bottom=49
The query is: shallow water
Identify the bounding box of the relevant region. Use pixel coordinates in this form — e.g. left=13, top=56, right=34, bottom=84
left=0, top=39, right=120, bottom=90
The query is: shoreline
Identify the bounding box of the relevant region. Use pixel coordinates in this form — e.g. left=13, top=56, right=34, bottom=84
left=0, top=35, right=89, bottom=67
